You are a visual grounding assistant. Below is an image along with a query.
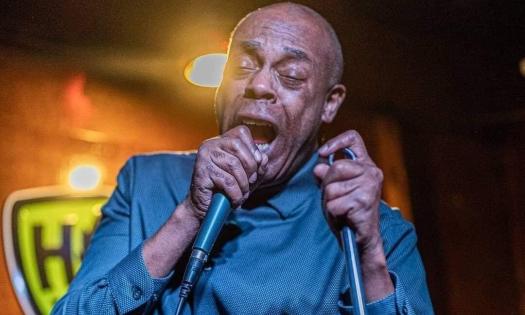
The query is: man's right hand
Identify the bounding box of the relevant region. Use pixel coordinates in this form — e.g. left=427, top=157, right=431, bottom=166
left=143, top=126, right=267, bottom=278
left=185, top=125, right=268, bottom=220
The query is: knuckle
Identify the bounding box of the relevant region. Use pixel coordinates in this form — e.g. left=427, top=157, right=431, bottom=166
left=211, top=150, right=225, bottom=160
left=359, top=194, right=374, bottom=207
left=237, top=125, right=250, bottom=136
left=205, top=162, right=215, bottom=174
left=324, top=184, right=337, bottom=199
left=226, top=157, right=241, bottom=170
left=375, top=168, right=384, bottom=182
left=201, top=137, right=217, bottom=148
left=197, top=144, right=209, bottom=156
left=333, top=161, right=348, bottom=172
left=224, top=175, right=235, bottom=187
left=230, top=138, right=243, bottom=152
left=367, top=166, right=383, bottom=184
left=344, top=129, right=358, bottom=140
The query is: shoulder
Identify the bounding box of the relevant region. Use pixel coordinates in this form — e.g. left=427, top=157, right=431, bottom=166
left=123, top=151, right=197, bottom=179
left=118, top=151, right=197, bottom=201
left=129, top=150, right=197, bottom=170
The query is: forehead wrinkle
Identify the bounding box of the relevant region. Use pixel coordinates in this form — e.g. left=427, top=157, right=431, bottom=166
left=236, top=22, right=318, bottom=64
left=234, top=25, right=315, bottom=61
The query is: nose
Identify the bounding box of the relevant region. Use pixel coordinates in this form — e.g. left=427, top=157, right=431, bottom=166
left=244, top=68, right=276, bottom=101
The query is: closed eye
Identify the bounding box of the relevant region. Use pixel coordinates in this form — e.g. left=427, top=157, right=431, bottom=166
left=279, top=73, right=305, bottom=88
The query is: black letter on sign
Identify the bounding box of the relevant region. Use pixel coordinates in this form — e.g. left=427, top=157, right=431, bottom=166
left=33, top=225, right=74, bottom=288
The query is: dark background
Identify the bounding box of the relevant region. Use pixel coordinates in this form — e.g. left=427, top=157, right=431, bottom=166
left=1, top=1, right=524, bottom=314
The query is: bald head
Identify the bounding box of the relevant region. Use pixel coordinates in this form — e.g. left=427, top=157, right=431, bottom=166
left=215, top=2, right=348, bottom=187
left=230, top=2, right=344, bottom=86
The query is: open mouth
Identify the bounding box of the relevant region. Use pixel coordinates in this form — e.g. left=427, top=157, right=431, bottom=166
left=242, top=119, right=277, bottom=152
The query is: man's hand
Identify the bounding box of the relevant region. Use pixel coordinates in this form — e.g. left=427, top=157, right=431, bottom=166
left=313, top=130, right=394, bottom=301
left=144, top=126, right=267, bottom=278
left=186, top=126, right=268, bottom=220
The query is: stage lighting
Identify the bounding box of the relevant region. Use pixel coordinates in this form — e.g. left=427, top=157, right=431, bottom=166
left=184, top=53, right=227, bottom=87
left=68, top=164, right=102, bottom=191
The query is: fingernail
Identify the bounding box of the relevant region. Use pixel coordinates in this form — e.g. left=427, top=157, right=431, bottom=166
left=249, top=172, right=257, bottom=183
left=254, top=149, right=262, bottom=163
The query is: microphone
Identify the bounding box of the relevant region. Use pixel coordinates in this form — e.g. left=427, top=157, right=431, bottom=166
left=175, top=193, right=232, bottom=315
left=329, top=148, right=367, bottom=315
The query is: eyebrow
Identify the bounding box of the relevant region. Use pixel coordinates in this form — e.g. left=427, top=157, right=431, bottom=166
left=239, top=40, right=262, bottom=52
left=237, top=40, right=312, bottom=63
left=283, top=46, right=312, bottom=63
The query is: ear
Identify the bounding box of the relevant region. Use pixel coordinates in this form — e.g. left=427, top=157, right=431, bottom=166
left=321, top=84, right=346, bottom=124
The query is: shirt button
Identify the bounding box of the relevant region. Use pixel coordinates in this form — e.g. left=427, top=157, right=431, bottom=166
left=97, top=279, right=108, bottom=288
left=402, top=304, right=409, bottom=315
left=132, top=286, right=143, bottom=300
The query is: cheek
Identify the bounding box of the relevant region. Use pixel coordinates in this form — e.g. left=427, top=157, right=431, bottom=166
left=279, top=91, right=322, bottom=136
left=215, top=81, right=245, bottom=131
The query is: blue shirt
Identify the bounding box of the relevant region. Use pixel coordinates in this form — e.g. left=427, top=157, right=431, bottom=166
left=53, top=152, right=434, bottom=314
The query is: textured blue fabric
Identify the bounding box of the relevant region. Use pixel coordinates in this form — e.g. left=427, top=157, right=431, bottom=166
left=52, top=152, right=434, bottom=314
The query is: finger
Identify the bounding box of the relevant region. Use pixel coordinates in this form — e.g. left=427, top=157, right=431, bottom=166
left=322, top=160, right=365, bottom=185
left=326, top=187, right=378, bottom=218
left=318, top=130, right=370, bottom=161
left=220, top=136, right=259, bottom=185
left=224, top=125, right=262, bottom=164
left=258, top=152, right=268, bottom=177
left=323, top=179, right=359, bottom=201
left=325, top=194, right=366, bottom=225
left=206, top=162, right=245, bottom=206
left=230, top=126, right=268, bottom=180
left=209, top=149, right=250, bottom=197
left=313, top=163, right=329, bottom=180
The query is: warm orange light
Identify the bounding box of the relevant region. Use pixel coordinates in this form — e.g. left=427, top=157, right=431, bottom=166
left=520, top=57, right=525, bottom=78
left=184, top=53, right=227, bottom=87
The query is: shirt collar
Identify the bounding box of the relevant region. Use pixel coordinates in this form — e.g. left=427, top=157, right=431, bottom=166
left=265, top=152, right=320, bottom=219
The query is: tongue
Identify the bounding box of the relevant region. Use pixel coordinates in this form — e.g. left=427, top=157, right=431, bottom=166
left=247, top=124, right=275, bottom=144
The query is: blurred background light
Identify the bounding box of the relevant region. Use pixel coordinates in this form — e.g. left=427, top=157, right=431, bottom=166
left=520, top=57, right=525, bottom=77
left=68, top=164, right=102, bottom=191
left=184, top=53, right=227, bottom=87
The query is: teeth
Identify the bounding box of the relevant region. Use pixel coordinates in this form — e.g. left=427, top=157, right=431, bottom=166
left=256, top=143, right=270, bottom=152
left=243, top=119, right=272, bottom=127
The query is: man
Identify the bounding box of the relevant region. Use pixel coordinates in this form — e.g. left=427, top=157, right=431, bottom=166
left=53, top=2, right=433, bottom=314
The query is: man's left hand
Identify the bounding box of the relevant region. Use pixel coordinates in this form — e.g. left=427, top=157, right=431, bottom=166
left=313, top=130, right=394, bottom=301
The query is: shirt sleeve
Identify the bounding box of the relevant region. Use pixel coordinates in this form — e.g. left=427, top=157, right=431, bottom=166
left=338, top=213, right=434, bottom=315
left=52, top=157, right=173, bottom=314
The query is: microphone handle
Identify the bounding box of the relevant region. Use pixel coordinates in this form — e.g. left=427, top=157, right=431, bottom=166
left=177, top=193, right=232, bottom=314
left=193, top=193, right=232, bottom=252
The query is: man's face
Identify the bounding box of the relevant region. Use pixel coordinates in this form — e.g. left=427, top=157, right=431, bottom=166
left=215, top=9, right=338, bottom=186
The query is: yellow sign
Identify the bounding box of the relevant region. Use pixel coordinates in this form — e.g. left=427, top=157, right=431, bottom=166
left=3, top=186, right=110, bottom=315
